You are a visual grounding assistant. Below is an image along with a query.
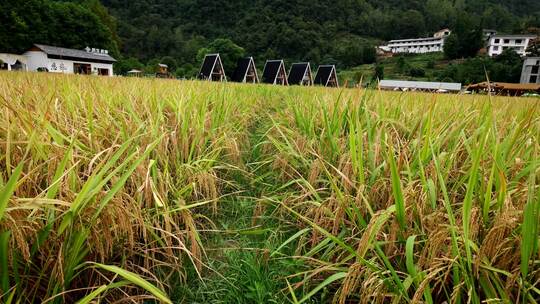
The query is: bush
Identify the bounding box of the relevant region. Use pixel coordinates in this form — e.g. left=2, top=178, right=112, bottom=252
left=437, top=50, right=523, bottom=84
left=409, top=67, right=426, bottom=77
left=396, top=56, right=408, bottom=73
left=373, top=64, right=384, bottom=81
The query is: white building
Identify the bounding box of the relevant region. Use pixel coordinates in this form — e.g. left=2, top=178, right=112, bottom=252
left=0, top=44, right=116, bottom=75
left=487, top=35, right=536, bottom=57
left=384, top=29, right=451, bottom=54
left=379, top=80, right=462, bottom=93
left=520, top=57, right=540, bottom=84
left=0, top=53, right=29, bottom=71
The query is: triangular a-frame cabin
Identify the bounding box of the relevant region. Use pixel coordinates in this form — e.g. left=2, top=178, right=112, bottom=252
left=288, top=62, right=313, bottom=86
left=231, top=57, right=259, bottom=83
left=198, top=53, right=226, bottom=81
left=314, top=65, right=339, bottom=87
left=262, top=60, right=288, bottom=85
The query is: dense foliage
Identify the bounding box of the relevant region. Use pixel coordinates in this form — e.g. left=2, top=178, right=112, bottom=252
left=443, top=15, right=484, bottom=60
left=0, top=0, right=120, bottom=57
left=1, top=0, right=539, bottom=77
left=438, top=49, right=525, bottom=83
left=100, top=0, right=539, bottom=75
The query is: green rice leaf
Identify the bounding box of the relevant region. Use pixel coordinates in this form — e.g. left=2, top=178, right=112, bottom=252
left=298, top=272, right=347, bottom=304
left=0, top=162, right=24, bottom=221
left=389, top=145, right=406, bottom=231
left=90, top=263, right=172, bottom=304
left=0, top=231, right=10, bottom=293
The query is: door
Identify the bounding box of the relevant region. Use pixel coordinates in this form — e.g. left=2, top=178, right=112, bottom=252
left=74, top=63, right=91, bottom=75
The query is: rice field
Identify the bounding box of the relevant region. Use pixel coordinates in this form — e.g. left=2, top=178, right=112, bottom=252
left=0, top=71, right=538, bottom=303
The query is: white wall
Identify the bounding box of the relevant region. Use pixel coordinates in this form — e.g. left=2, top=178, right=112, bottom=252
left=520, top=57, right=540, bottom=84
left=388, top=39, right=444, bottom=54
left=23, top=50, right=114, bottom=76
left=487, top=36, right=534, bottom=57
left=23, top=51, right=48, bottom=71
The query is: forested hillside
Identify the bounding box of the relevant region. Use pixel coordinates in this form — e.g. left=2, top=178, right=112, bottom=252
left=0, top=0, right=120, bottom=57
left=103, top=0, right=540, bottom=74
left=1, top=0, right=539, bottom=76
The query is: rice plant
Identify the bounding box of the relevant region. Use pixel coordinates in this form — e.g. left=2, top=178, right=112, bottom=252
left=0, top=71, right=538, bottom=303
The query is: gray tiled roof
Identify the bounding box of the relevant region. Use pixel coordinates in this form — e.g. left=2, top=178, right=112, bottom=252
left=34, top=44, right=116, bottom=62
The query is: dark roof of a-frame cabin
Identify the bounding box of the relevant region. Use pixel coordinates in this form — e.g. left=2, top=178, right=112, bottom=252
left=262, top=60, right=284, bottom=84
left=231, top=57, right=255, bottom=82
left=199, top=54, right=219, bottom=77
left=314, top=65, right=335, bottom=86
left=288, top=63, right=310, bottom=85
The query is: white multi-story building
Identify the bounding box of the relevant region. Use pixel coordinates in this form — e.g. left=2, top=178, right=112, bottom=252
left=386, top=37, right=446, bottom=54
left=521, top=57, right=540, bottom=84
left=384, top=29, right=451, bottom=54
left=487, top=35, right=536, bottom=57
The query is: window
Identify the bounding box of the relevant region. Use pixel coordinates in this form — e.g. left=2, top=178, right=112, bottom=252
left=515, top=39, right=522, bottom=44
left=530, top=75, right=538, bottom=83
left=98, top=68, right=109, bottom=76
left=493, top=46, right=499, bottom=51
left=504, top=39, right=510, bottom=44
left=494, top=38, right=500, bottom=43
left=532, top=65, right=539, bottom=74
left=73, top=63, right=91, bottom=75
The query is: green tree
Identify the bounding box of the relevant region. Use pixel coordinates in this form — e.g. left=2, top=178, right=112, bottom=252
left=438, top=50, right=523, bottom=84
left=160, top=56, right=178, bottom=73
left=424, top=0, right=455, bottom=31
left=373, top=64, right=384, bottom=81
left=490, top=49, right=523, bottom=82
left=409, top=67, right=426, bottom=77
left=176, top=63, right=197, bottom=78
left=481, top=5, right=517, bottom=33
left=197, top=38, right=245, bottom=76
left=81, top=0, right=121, bottom=58
left=0, top=0, right=118, bottom=55
left=396, top=56, right=408, bottom=73
left=394, top=10, right=426, bottom=39
left=443, top=34, right=460, bottom=59
left=526, top=38, right=540, bottom=56
left=334, top=37, right=376, bottom=68
left=145, top=58, right=161, bottom=74
left=426, top=59, right=436, bottom=69
left=114, top=57, right=144, bottom=75
left=444, top=15, right=482, bottom=59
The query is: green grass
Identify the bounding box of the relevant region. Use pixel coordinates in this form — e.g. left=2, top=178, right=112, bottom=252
left=0, top=71, right=538, bottom=303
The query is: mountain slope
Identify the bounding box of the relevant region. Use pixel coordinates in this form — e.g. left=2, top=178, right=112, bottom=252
left=102, top=0, right=539, bottom=70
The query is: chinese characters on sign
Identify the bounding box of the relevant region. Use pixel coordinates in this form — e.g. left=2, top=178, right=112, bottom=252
left=50, top=62, right=67, bottom=72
